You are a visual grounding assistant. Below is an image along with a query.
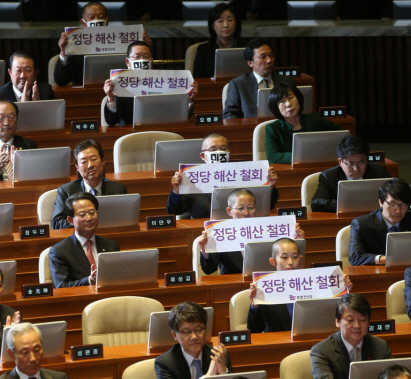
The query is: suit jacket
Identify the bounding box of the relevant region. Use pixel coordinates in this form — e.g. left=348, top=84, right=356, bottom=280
left=223, top=72, right=294, bottom=119
left=0, top=81, right=55, bottom=102
left=0, top=367, right=68, bottom=379
left=311, top=164, right=391, bottom=213
left=404, top=267, right=411, bottom=320
left=310, top=331, right=392, bottom=379
left=0, top=304, right=18, bottom=331
left=49, top=233, right=120, bottom=288
left=349, top=209, right=411, bottom=266
left=54, top=55, right=84, bottom=87
left=247, top=303, right=291, bottom=333
left=155, top=343, right=232, bottom=379
left=200, top=251, right=243, bottom=275
left=51, top=178, right=128, bottom=229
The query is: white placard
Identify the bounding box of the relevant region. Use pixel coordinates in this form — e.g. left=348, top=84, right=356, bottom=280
left=204, top=215, right=296, bottom=253
left=64, top=25, right=144, bottom=55
left=179, top=161, right=270, bottom=194
left=110, top=69, right=194, bottom=97
left=252, top=266, right=347, bottom=305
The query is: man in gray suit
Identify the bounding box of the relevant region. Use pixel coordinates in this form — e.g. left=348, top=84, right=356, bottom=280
left=1, top=323, right=67, bottom=379
left=310, top=293, right=392, bottom=379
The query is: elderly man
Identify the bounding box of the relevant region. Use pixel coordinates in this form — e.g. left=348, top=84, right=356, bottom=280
left=0, top=100, right=37, bottom=181
left=223, top=37, right=294, bottom=119
left=51, top=139, right=127, bottom=229
left=378, top=364, right=411, bottom=379
left=50, top=192, right=120, bottom=287
left=0, top=52, right=54, bottom=102
left=1, top=323, right=67, bottom=379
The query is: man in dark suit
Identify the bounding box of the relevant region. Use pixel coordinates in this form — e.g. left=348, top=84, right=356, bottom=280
left=0, top=51, right=54, bottom=102
left=49, top=192, right=120, bottom=287
left=404, top=267, right=411, bottom=320
left=155, top=301, right=232, bottom=378
left=51, top=139, right=127, bottom=229
left=310, top=293, right=392, bottom=379
left=223, top=38, right=294, bottom=119
left=349, top=178, right=411, bottom=266
left=312, top=135, right=391, bottom=212
left=0, top=100, right=37, bottom=181
left=1, top=323, right=67, bottom=379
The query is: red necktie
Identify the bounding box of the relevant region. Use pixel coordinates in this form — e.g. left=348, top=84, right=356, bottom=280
left=84, top=240, right=96, bottom=267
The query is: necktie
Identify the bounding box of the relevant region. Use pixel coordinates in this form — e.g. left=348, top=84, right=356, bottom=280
left=389, top=225, right=399, bottom=232
left=192, top=359, right=203, bottom=379
left=263, top=79, right=269, bottom=88
left=90, top=188, right=98, bottom=196
left=3, top=145, right=13, bottom=181
left=84, top=240, right=96, bottom=267
left=349, top=346, right=360, bottom=362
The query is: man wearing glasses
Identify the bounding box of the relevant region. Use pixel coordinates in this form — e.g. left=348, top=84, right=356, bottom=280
left=155, top=301, right=232, bottom=379
left=311, top=135, right=390, bottom=212
left=49, top=192, right=120, bottom=287
left=349, top=178, right=411, bottom=266
left=166, top=132, right=279, bottom=219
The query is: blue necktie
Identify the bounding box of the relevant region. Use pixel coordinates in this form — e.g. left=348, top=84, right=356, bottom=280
left=192, top=359, right=202, bottom=379
left=90, top=188, right=98, bottom=196
left=389, top=225, right=399, bottom=232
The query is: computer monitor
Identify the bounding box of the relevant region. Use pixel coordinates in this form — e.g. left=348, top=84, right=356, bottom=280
left=0, top=60, right=5, bottom=86
left=133, top=93, right=189, bottom=126
left=393, top=1, right=411, bottom=19
left=83, top=54, right=126, bottom=86
left=287, top=1, right=337, bottom=20
left=215, top=48, right=249, bottom=79
left=0, top=204, right=13, bottom=237
left=349, top=358, right=411, bottom=379
left=0, top=3, right=23, bottom=22
left=385, top=232, right=411, bottom=267
left=292, top=130, right=350, bottom=167
left=13, top=147, right=71, bottom=182
left=96, top=194, right=140, bottom=228
left=182, top=1, right=229, bottom=20
left=96, top=249, right=159, bottom=288
left=15, top=100, right=66, bottom=132
left=0, top=261, right=17, bottom=296
left=77, top=2, right=127, bottom=21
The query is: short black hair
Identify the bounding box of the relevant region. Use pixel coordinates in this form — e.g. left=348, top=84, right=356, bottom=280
left=168, top=301, right=207, bottom=332
left=244, top=38, right=272, bottom=62
left=201, top=132, right=228, bottom=150
left=9, top=51, right=37, bottom=72
left=272, top=238, right=299, bottom=259
left=268, top=82, right=304, bottom=120
left=335, top=293, right=371, bottom=321
left=65, top=192, right=99, bottom=218
left=82, top=1, right=108, bottom=17
left=336, top=135, right=369, bottom=160
left=0, top=100, right=19, bottom=116
left=378, top=178, right=411, bottom=205
left=227, top=188, right=256, bottom=208
left=126, top=41, right=151, bottom=58
left=73, top=139, right=104, bottom=164
left=208, top=3, right=241, bottom=41
left=378, top=364, right=411, bottom=379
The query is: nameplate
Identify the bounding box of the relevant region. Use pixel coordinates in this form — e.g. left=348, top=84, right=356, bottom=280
left=219, top=330, right=251, bottom=345
left=275, top=67, right=301, bottom=78
left=146, top=215, right=176, bottom=230
left=277, top=206, right=307, bottom=219
left=71, top=120, right=99, bottom=133
left=164, top=271, right=196, bottom=287
left=19, top=225, right=50, bottom=240
left=319, top=106, right=347, bottom=118
left=368, top=151, right=385, bottom=164
left=368, top=319, right=395, bottom=334
left=22, top=283, right=53, bottom=299
left=311, top=261, right=343, bottom=269
left=70, top=343, right=104, bottom=361
left=195, top=113, right=222, bottom=126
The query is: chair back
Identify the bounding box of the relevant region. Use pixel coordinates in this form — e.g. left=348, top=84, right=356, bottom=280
left=222, top=83, right=229, bottom=108
left=37, top=189, right=58, bottom=226
left=185, top=42, right=207, bottom=73
left=336, top=225, right=351, bottom=267
left=301, top=172, right=321, bottom=212
left=122, top=359, right=156, bottom=379
left=280, top=350, right=313, bottom=379
left=387, top=280, right=410, bottom=324
left=229, top=290, right=251, bottom=331
left=39, top=248, right=52, bottom=284
left=101, top=96, right=110, bottom=127
left=252, top=120, right=276, bottom=161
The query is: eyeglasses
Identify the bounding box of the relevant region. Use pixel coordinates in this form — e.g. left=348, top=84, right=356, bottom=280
left=342, top=160, right=367, bottom=168
left=75, top=210, right=98, bottom=219
left=0, top=114, right=16, bottom=123
left=128, top=54, right=152, bottom=60
left=385, top=201, right=409, bottom=211
left=202, top=146, right=229, bottom=152
left=176, top=327, right=205, bottom=337
left=231, top=206, right=256, bottom=213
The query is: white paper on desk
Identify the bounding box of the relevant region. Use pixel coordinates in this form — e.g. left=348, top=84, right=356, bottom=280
left=252, top=266, right=347, bottom=305
left=178, top=161, right=269, bottom=194
left=110, top=69, right=194, bottom=97
left=64, top=25, right=144, bottom=55
left=204, top=215, right=296, bottom=253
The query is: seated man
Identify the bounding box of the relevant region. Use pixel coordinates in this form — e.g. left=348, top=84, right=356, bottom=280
left=51, top=139, right=127, bottom=229
left=1, top=323, right=67, bottom=379
left=378, top=363, right=411, bottom=379
left=0, top=100, right=37, bottom=181
left=0, top=268, right=21, bottom=330
left=310, top=293, right=392, bottom=379
left=247, top=238, right=352, bottom=332
left=312, top=135, right=391, bottom=212
left=0, top=51, right=55, bottom=102
left=403, top=267, right=411, bottom=321
left=223, top=37, right=294, bottom=119
left=155, top=301, right=232, bottom=379
left=166, top=132, right=279, bottom=219
left=103, top=40, right=198, bottom=126
left=49, top=192, right=120, bottom=287
left=349, top=178, right=411, bottom=266
left=198, top=188, right=304, bottom=275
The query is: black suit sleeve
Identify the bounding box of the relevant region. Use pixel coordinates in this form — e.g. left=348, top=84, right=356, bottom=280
left=247, top=305, right=266, bottom=333
left=51, top=185, right=73, bottom=230
left=270, top=186, right=279, bottom=210
left=405, top=267, right=411, bottom=320
left=200, top=253, right=221, bottom=275
left=348, top=217, right=377, bottom=266
left=223, top=78, right=244, bottom=119
left=311, top=171, right=337, bottom=213
left=54, top=57, right=74, bottom=87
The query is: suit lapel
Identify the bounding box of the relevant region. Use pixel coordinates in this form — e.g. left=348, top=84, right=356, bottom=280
left=361, top=334, right=374, bottom=361
left=80, top=180, right=86, bottom=192
left=201, top=344, right=212, bottom=375
left=245, top=73, right=258, bottom=107
left=374, top=210, right=388, bottom=247
left=95, top=235, right=108, bottom=254
left=174, top=344, right=193, bottom=379
left=70, top=233, right=91, bottom=271
left=9, top=367, right=20, bottom=379
left=334, top=332, right=351, bottom=379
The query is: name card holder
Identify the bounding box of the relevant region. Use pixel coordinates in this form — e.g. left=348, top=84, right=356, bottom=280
left=71, top=120, right=100, bottom=133
left=146, top=215, right=176, bottom=230
left=19, top=225, right=50, bottom=240
left=276, top=206, right=307, bottom=219
left=368, top=319, right=395, bottom=334
left=164, top=271, right=196, bottom=287
left=195, top=113, right=222, bottom=126
left=22, top=283, right=53, bottom=299
left=71, top=343, right=104, bottom=361
left=319, top=106, right=347, bottom=118
left=275, top=67, right=301, bottom=78
left=368, top=151, right=385, bottom=164
left=219, top=330, right=251, bottom=346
